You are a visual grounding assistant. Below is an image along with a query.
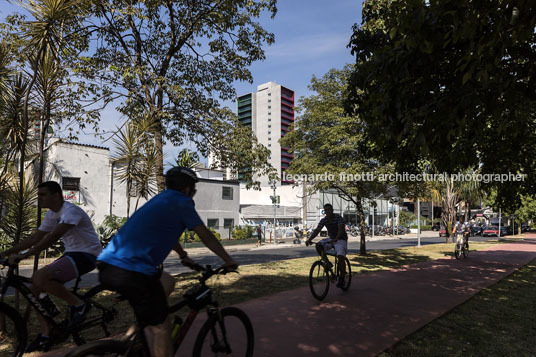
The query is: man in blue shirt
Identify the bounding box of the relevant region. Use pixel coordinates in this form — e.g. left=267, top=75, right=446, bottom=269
left=97, top=166, right=237, bottom=357
left=306, top=203, right=348, bottom=288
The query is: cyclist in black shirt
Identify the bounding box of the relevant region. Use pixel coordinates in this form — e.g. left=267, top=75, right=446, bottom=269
left=306, top=204, right=348, bottom=288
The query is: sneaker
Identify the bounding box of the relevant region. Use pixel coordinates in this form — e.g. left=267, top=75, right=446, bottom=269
left=336, top=276, right=346, bottom=289
left=67, top=301, right=92, bottom=330
left=25, top=334, right=52, bottom=352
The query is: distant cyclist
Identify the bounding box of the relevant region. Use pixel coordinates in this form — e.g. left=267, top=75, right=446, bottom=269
left=452, top=216, right=470, bottom=247
left=97, top=166, right=238, bottom=357
left=0, top=181, right=101, bottom=352
left=305, top=203, right=348, bottom=288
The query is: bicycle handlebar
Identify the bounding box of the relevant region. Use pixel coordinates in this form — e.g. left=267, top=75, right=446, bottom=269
left=188, top=263, right=237, bottom=284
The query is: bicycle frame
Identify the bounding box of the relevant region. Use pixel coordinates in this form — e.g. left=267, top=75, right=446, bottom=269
left=0, top=264, right=59, bottom=326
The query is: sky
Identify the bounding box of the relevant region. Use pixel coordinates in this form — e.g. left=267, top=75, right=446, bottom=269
left=0, top=0, right=363, bottom=163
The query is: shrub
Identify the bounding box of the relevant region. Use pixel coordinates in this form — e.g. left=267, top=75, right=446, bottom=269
left=95, top=215, right=127, bottom=246
left=180, top=228, right=221, bottom=243
left=231, top=225, right=254, bottom=240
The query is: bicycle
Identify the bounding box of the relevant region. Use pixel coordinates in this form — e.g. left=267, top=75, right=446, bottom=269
left=65, top=264, right=254, bottom=357
left=0, top=258, right=124, bottom=356
left=454, top=232, right=469, bottom=260
left=307, top=242, right=351, bottom=301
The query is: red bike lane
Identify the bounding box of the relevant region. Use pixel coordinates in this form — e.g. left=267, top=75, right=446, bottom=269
left=41, top=237, right=536, bottom=357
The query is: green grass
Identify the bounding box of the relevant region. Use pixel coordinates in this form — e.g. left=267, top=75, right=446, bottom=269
left=379, top=258, right=536, bottom=357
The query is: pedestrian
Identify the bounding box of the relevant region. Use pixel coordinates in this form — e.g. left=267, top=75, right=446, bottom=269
left=256, top=224, right=264, bottom=247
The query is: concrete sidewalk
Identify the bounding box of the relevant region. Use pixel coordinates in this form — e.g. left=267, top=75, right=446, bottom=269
left=40, top=236, right=536, bottom=356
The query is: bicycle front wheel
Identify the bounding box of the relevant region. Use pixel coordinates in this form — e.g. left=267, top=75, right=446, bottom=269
left=309, top=261, right=329, bottom=300
left=193, top=307, right=254, bottom=357
left=454, top=243, right=463, bottom=260
left=463, top=243, right=469, bottom=258
left=64, top=339, right=130, bottom=357
left=0, top=302, right=27, bottom=357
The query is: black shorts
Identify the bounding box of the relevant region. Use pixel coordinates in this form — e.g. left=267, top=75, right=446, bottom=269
left=97, top=262, right=168, bottom=327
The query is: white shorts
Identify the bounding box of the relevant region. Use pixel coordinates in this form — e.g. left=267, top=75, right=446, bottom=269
left=318, top=238, right=348, bottom=257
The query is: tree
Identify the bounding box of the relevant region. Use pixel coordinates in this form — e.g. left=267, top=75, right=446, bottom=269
left=112, top=115, right=158, bottom=217
left=347, top=0, right=536, bottom=210
left=170, top=149, right=200, bottom=169
left=281, top=66, right=394, bottom=254
left=77, top=0, right=278, bottom=191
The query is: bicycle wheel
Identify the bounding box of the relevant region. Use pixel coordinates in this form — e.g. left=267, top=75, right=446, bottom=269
left=72, top=285, right=131, bottom=346
left=0, top=302, right=27, bottom=357
left=64, top=339, right=129, bottom=357
left=463, top=243, right=469, bottom=258
left=337, top=257, right=352, bottom=291
left=308, top=261, right=330, bottom=301
left=193, top=307, right=254, bottom=357
left=454, top=243, right=463, bottom=260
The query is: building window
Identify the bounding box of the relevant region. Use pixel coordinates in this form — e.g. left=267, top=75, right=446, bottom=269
left=268, top=137, right=271, bottom=141
left=268, top=131, right=271, bottom=134
left=268, top=124, right=271, bottom=128
left=62, top=177, right=80, bottom=191
left=268, top=99, right=271, bottom=103
left=222, top=186, right=233, bottom=200
left=224, top=219, right=234, bottom=229
left=268, top=144, right=271, bottom=147
left=268, top=118, right=271, bottom=122
left=268, top=105, right=271, bottom=109
left=268, top=93, right=271, bottom=96
left=207, top=219, right=219, bottom=229
left=268, top=112, right=271, bottom=115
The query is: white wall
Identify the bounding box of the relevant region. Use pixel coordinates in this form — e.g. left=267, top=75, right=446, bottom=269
left=45, top=141, right=111, bottom=224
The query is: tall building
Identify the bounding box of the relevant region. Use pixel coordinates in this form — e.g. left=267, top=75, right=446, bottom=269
left=236, top=81, right=295, bottom=185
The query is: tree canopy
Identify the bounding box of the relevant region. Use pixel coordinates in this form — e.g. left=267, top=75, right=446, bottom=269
left=281, top=65, right=394, bottom=254
left=74, top=0, right=278, bottom=189
left=347, top=0, right=536, bottom=209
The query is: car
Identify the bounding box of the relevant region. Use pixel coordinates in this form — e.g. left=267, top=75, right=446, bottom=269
left=470, top=225, right=483, bottom=236
left=521, top=224, right=531, bottom=232
left=501, top=226, right=510, bottom=236
left=482, top=226, right=499, bottom=237
left=439, top=226, right=448, bottom=237
left=432, top=223, right=441, bottom=231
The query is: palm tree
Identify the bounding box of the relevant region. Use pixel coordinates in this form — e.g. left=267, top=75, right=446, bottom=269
left=113, top=115, right=158, bottom=217
left=170, top=149, right=200, bottom=169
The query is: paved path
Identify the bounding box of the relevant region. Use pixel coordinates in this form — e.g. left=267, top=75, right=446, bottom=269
left=39, top=236, right=536, bottom=356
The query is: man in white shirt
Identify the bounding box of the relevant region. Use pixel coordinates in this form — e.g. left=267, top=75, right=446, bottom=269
left=1, top=181, right=102, bottom=352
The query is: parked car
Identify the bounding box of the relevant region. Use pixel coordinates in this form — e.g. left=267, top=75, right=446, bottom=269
left=482, top=226, right=499, bottom=237
left=432, top=223, right=441, bottom=231
left=439, top=226, right=448, bottom=237
left=521, top=224, right=531, bottom=232
left=470, top=225, right=483, bottom=236
left=501, top=226, right=510, bottom=236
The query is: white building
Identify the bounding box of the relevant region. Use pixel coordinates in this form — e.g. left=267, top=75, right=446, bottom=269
left=31, top=138, right=145, bottom=224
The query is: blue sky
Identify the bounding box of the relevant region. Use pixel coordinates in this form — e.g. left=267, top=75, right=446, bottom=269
left=0, top=1, right=363, bottom=162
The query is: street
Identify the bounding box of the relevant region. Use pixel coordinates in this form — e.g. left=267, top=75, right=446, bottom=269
left=9, top=233, right=497, bottom=294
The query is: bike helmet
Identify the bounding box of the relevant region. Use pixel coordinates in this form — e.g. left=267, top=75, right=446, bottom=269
left=165, top=166, right=199, bottom=190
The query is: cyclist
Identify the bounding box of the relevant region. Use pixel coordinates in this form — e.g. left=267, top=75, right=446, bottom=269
left=0, top=181, right=102, bottom=352
left=452, top=216, right=470, bottom=247
left=97, top=166, right=238, bottom=357
left=305, top=203, right=348, bottom=288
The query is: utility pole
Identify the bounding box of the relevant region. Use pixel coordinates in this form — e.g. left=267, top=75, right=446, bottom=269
left=271, top=180, right=277, bottom=245
left=417, top=198, right=421, bottom=247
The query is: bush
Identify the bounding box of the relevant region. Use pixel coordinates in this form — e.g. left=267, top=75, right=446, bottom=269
left=231, top=225, right=255, bottom=240
left=180, top=228, right=221, bottom=242
left=95, top=215, right=127, bottom=246
left=410, top=225, right=432, bottom=231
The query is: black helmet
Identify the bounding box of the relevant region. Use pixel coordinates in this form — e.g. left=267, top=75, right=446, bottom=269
left=165, top=166, right=199, bottom=190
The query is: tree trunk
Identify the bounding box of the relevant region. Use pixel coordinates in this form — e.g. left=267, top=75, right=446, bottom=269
left=355, top=198, right=367, bottom=255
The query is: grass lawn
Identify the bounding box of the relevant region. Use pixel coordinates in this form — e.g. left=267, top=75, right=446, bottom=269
left=380, top=257, right=536, bottom=356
